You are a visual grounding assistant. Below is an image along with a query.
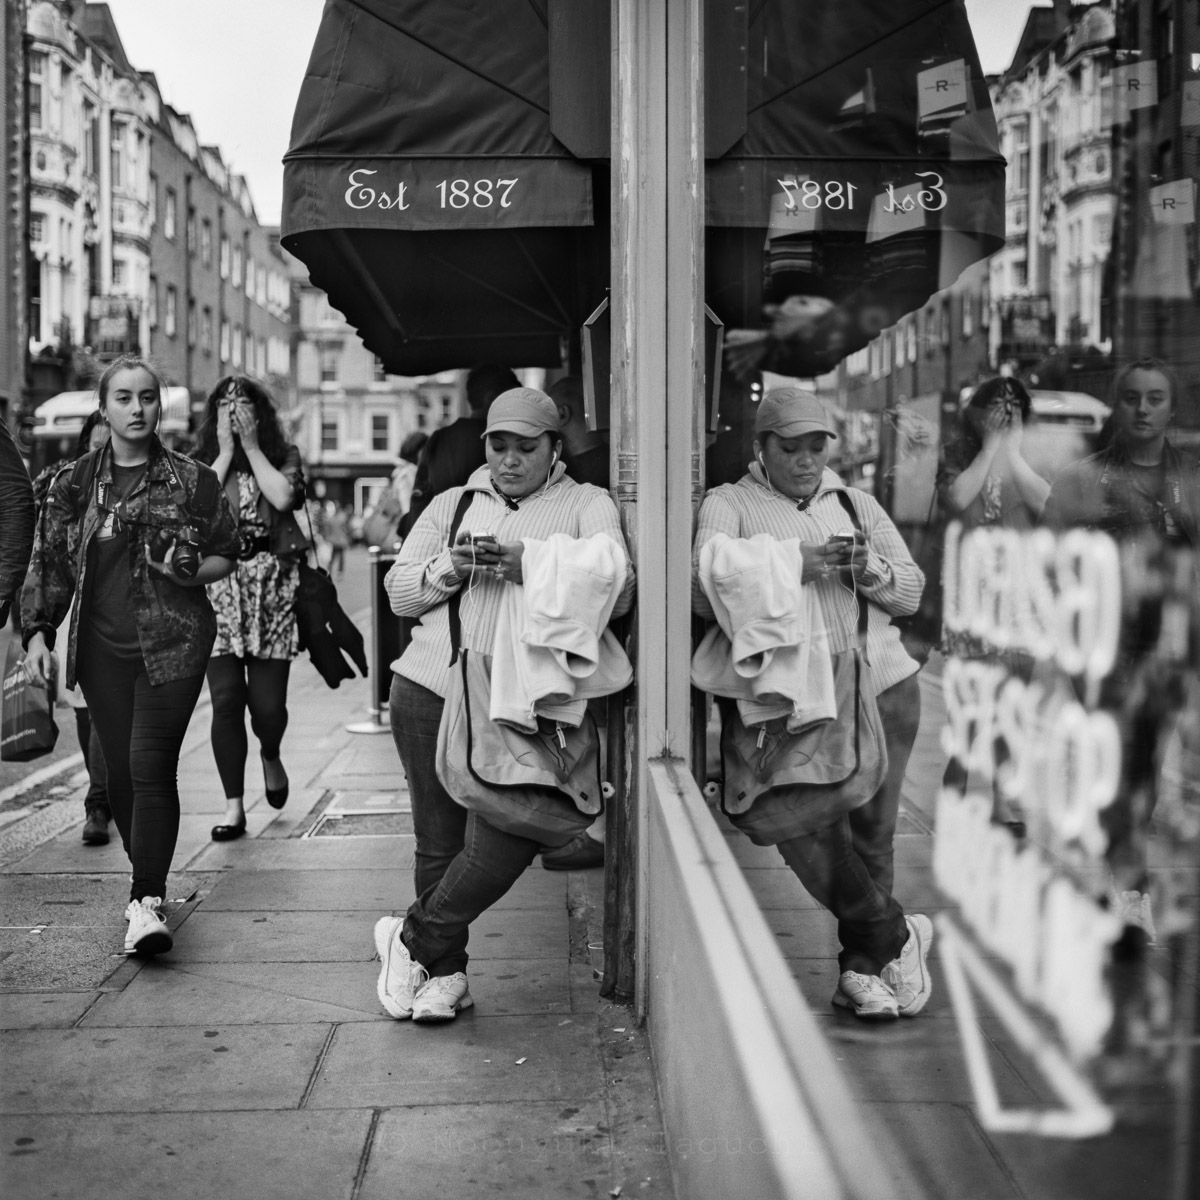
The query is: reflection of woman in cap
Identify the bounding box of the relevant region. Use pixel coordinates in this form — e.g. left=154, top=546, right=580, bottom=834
left=692, top=386, right=933, bottom=1021
left=938, top=376, right=1049, bottom=529
left=374, top=387, right=636, bottom=1023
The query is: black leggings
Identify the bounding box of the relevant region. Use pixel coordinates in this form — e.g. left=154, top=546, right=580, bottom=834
left=76, top=640, right=205, bottom=902
left=206, top=655, right=291, bottom=799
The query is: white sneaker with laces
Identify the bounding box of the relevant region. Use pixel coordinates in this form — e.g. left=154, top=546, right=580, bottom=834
left=882, top=914, right=934, bottom=1016
left=831, top=970, right=898, bottom=1020
left=373, top=916, right=428, bottom=1019
left=124, top=897, right=172, bottom=956
left=1116, top=890, right=1157, bottom=945
left=412, top=972, right=474, bottom=1023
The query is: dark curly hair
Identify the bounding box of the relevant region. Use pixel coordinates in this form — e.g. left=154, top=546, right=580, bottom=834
left=193, top=375, right=290, bottom=471
left=957, top=376, right=1033, bottom=461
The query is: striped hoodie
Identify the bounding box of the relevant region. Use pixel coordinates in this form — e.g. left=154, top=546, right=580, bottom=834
left=385, top=464, right=636, bottom=698
left=692, top=465, right=923, bottom=695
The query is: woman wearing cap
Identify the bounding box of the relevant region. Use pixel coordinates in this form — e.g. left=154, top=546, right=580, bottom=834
left=375, top=386, right=635, bottom=1023
left=692, top=386, right=933, bottom=1020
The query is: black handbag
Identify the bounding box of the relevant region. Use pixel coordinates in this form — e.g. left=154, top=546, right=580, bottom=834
left=294, top=506, right=368, bottom=689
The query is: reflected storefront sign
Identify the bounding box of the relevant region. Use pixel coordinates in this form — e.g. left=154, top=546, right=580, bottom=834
left=936, top=521, right=1198, bottom=1150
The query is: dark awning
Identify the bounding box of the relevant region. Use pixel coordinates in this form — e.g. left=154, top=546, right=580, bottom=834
left=281, top=0, right=605, bottom=375
left=706, top=0, right=1007, bottom=378
left=281, top=0, right=1004, bottom=380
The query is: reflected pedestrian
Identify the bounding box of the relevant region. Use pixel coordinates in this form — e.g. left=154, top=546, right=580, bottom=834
left=692, top=388, right=933, bottom=1021
left=193, top=376, right=310, bottom=842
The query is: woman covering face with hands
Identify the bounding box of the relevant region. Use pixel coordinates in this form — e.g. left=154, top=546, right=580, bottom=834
left=194, top=375, right=310, bottom=843
left=20, top=356, right=238, bottom=958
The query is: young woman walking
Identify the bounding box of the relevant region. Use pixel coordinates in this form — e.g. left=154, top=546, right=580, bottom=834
left=193, top=376, right=309, bottom=841
left=22, top=356, right=238, bottom=955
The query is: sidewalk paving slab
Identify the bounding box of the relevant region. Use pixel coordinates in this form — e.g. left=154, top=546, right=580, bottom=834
left=0, top=631, right=675, bottom=1200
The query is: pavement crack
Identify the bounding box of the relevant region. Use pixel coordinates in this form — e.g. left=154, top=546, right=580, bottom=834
left=298, top=1022, right=339, bottom=1109
left=349, top=1108, right=383, bottom=1200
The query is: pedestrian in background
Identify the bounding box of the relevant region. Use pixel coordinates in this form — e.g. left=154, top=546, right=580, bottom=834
left=325, top=501, right=351, bottom=578
left=938, top=376, right=1049, bottom=531
left=21, top=355, right=238, bottom=956
left=375, top=387, right=635, bottom=1023
left=1042, top=357, right=1200, bottom=944
left=0, top=411, right=34, bottom=630
left=400, top=363, right=520, bottom=534
left=33, top=410, right=113, bottom=846
left=193, top=375, right=310, bottom=842
left=692, top=387, right=933, bottom=1021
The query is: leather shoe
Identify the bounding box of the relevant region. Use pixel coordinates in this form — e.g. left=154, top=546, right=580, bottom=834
left=211, top=820, right=247, bottom=842
left=262, top=755, right=289, bottom=810
left=82, top=808, right=110, bottom=846
left=541, top=832, right=604, bottom=871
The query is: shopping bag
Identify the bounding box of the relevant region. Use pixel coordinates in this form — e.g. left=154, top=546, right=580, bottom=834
left=1, top=643, right=59, bottom=763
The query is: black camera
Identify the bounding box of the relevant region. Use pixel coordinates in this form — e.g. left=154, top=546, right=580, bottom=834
left=149, top=526, right=202, bottom=580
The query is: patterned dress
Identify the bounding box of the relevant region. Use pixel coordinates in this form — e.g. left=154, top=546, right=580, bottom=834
left=208, top=471, right=299, bottom=660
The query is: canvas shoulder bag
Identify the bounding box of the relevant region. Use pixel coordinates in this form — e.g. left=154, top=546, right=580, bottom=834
left=717, top=490, right=889, bottom=845
left=433, top=494, right=604, bottom=846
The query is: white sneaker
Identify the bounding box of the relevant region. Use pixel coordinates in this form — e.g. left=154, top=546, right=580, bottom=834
left=412, top=972, right=474, bottom=1023
left=831, top=971, right=898, bottom=1020
left=882, top=914, right=934, bottom=1016
left=1116, top=890, right=1157, bottom=945
left=124, top=897, right=172, bottom=956
left=374, top=916, right=428, bottom=1019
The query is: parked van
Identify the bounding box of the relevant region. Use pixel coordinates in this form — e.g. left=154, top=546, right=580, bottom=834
left=1026, top=389, right=1110, bottom=484
left=26, top=386, right=191, bottom=479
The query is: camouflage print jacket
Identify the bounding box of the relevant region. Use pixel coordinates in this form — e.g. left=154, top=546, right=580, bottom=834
left=20, top=437, right=239, bottom=688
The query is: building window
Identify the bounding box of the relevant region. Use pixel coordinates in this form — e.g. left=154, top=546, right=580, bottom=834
left=220, top=319, right=230, bottom=361
left=82, top=102, right=98, bottom=175
left=29, top=83, right=42, bottom=130
left=1013, top=260, right=1028, bottom=289
left=319, top=344, right=341, bottom=383
left=187, top=299, right=197, bottom=347
left=232, top=243, right=243, bottom=289
left=246, top=258, right=255, bottom=300
left=371, top=413, right=391, bottom=452
left=165, top=286, right=178, bottom=338
left=148, top=173, right=157, bottom=227
left=148, top=276, right=158, bottom=329
left=373, top=356, right=388, bottom=383
left=961, top=293, right=974, bottom=339
left=112, top=259, right=127, bottom=292
left=30, top=213, right=45, bottom=243
left=110, top=121, right=125, bottom=189
left=202, top=306, right=213, bottom=353
left=164, top=188, right=177, bottom=240
left=233, top=325, right=243, bottom=367
left=321, top=419, right=340, bottom=452
left=186, top=208, right=196, bottom=256
left=219, top=234, right=229, bottom=279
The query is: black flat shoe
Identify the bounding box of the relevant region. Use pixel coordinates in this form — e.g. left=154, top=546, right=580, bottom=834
left=211, top=820, right=247, bottom=842
left=262, top=756, right=289, bottom=810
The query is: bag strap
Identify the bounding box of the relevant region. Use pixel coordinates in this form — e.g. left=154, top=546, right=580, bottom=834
left=444, top=490, right=476, bottom=664
left=833, top=490, right=870, bottom=642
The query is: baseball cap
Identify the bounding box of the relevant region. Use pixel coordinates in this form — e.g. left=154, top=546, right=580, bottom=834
left=753, top=387, right=838, bottom=440
left=481, top=387, right=561, bottom=439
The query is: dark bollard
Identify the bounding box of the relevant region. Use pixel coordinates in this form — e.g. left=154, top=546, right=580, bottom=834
left=346, top=545, right=399, bottom=734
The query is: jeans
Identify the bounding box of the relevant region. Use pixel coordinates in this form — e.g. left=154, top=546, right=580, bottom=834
left=73, top=708, right=108, bottom=815
left=76, top=638, right=206, bottom=902
left=389, top=672, right=539, bottom=975
left=774, top=673, right=922, bottom=976
left=206, top=655, right=291, bottom=799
